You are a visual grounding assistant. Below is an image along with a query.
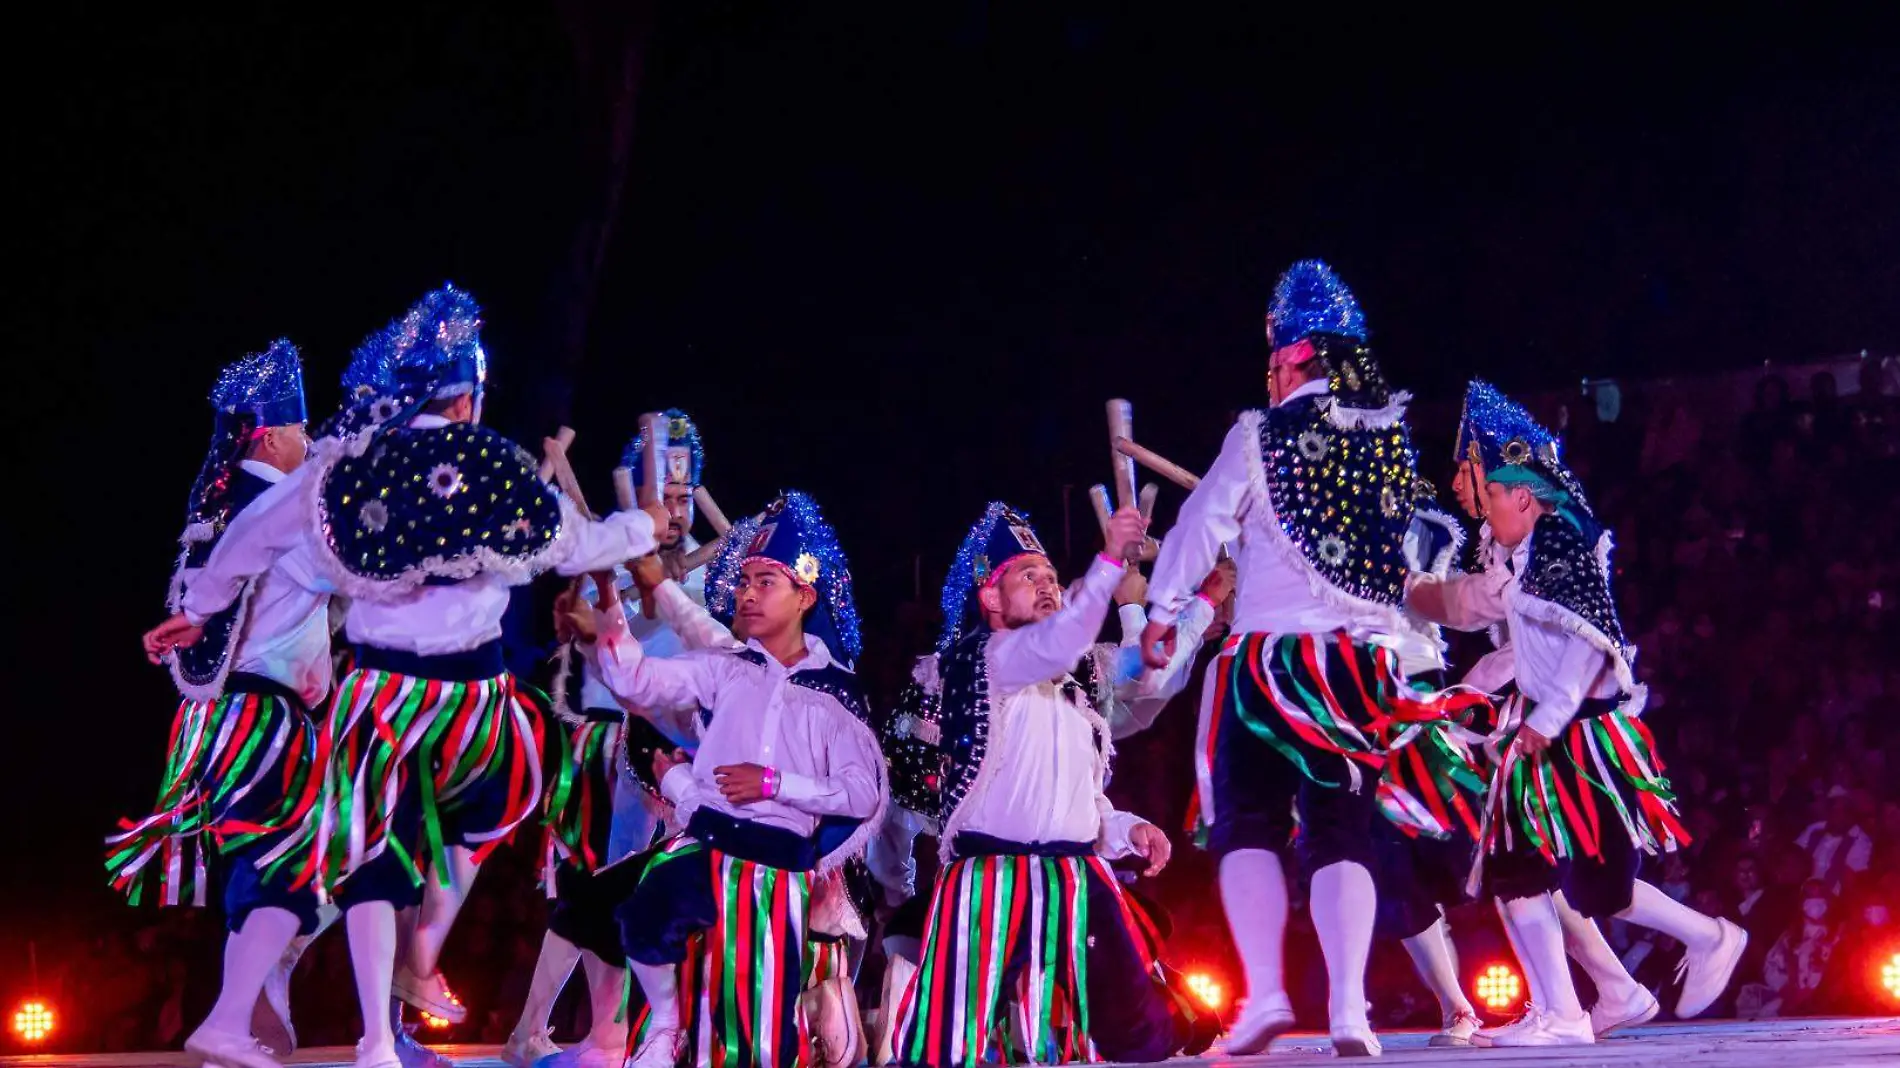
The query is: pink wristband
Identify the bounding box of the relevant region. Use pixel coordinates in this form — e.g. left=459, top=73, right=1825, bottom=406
left=762, top=767, right=779, bottom=800
left=1097, top=552, right=1126, bottom=569
left=1195, top=591, right=1219, bottom=609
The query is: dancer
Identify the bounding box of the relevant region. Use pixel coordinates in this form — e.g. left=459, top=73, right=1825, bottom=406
left=506, top=413, right=720, bottom=1068
left=586, top=491, right=886, bottom=1068
left=1140, top=260, right=1467, bottom=1057
left=1403, top=380, right=1746, bottom=1045
left=144, top=285, right=670, bottom=1068
left=889, top=501, right=1215, bottom=1067
left=119, top=340, right=331, bottom=1068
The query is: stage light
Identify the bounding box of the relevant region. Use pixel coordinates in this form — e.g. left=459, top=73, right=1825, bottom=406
left=418, top=1011, right=453, bottom=1030
left=1184, top=971, right=1225, bottom=1011
left=12, top=1000, right=53, bottom=1044
left=1882, top=953, right=1900, bottom=1001
left=1475, top=964, right=1522, bottom=1011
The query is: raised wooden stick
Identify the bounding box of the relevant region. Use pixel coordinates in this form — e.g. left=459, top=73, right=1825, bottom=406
left=537, top=426, right=577, bottom=483
left=1106, top=399, right=1138, bottom=509
left=1113, top=437, right=1201, bottom=490
left=693, top=486, right=732, bottom=536
left=1088, top=484, right=1113, bottom=537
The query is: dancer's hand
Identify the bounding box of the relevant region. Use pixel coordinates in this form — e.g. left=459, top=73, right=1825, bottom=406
left=642, top=502, right=672, bottom=542
left=1127, top=823, right=1173, bottom=877
left=142, top=614, right=204, bottom=664
left=1103, top=505, right=1149, bottom=563
left=714, top=763, right=771, bottom=804
left=1138, top=620, right=1176, bottom=670
left=1113, top=565, right=1148, bottom=607
left=1515, top=726, right=1553, bottom=756
left=631, top=553, right=667, bottom=593
left=652, top=747, right=689, bottom=783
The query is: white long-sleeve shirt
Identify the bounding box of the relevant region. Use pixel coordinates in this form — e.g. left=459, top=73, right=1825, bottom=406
left=590, top=613, right=882, bottom=839
left=951, top=555, right=1148, bottom=858
left=1146, top=381, right=1406, bottom=643
left=1411, top=534, right=1617, bottom=739
left=189, top=460, right=335, bottom=707
left=181, top=418, right=660, bottom=656
left=1107, top=595, right=1215, bottom=738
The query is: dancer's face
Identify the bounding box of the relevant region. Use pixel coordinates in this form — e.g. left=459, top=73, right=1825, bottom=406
left=661, top=484, right=694, bottom=549
left=979, top=554, right=1062, bottom=630
left=732, top=560, right=816, bottom=644
left=1482, top=482, right=1542, bottom=547
left=1452, top=464, right=1482, bottom=519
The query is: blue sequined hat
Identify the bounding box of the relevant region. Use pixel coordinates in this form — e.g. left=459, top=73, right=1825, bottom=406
left=212, top=338, right=307, bottom=430
left=1267, top=259, right=1369, bottom=350
left=383, top=283, right=488, bottom=401
left=1456, top=379, right=1594, bottom=528
left=706, top=491, right=861, bottom=665
left=314, top=326, right=406, bottom=440
left=937, top=501, right=1049, bottom=650
left=623, top=408, right=705, bottom=488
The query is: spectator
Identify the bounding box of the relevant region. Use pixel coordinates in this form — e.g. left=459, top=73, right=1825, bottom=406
left=1738, top=880, right=1840, bottom=1018
left=1796, top=787, right=1875, bottom=895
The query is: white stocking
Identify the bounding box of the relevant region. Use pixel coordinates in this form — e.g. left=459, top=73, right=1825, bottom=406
left=1614, top=879, right=1721, bottom=954
left=1220, top=849, right=1290, bottom=1012
left=1401, top=915, right=1473, bottom=1018
left=1309, top=861, right=1376, bottom=1028
left=1555, top=891, right=1644, bottom=1003
left=1501, top=894, right=1582, bottom=1018
left=511, top=930, right=581, bottom=1039
left=409, top=845, right=479, bottom=978
left=582, top=951, right=630, bottom=1049
left=630, top=960, right=679, bottom=1035
left=346, top=902, right=400, bottom=1059
left=200, top=908, right=301, bottom=1035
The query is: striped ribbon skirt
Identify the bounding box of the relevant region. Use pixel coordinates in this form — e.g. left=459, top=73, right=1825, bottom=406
left=1481, top=695, right=1690, bottom=868
left=272, top=666, right=547, bottom=897
left=889, top=852, right=1166, bottom=1067
left=107, top=687, right=318, bottom=907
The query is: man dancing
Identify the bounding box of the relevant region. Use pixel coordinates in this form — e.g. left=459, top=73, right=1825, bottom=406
left=1404, top=380, right=1746, bottom=1045
left=1140, top=260, right=1464, bottom=1057
left=143, top=285, right=670, bottom=1068
left=586, top=490, right=886, bottom=1068
left=118, top=341, right=330, bottom=1068
left=889, top=501, right=1213, bottom=1067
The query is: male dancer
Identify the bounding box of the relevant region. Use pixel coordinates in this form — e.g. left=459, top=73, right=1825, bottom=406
left=119, top=341, right=328, bottom=1068
left=587, top=491, right=887, bottom=1068
left=144, top=285, right=671, bottom=1068
left=506, top=412, right=718, bottom=1068
left=1404, top=380, right=1746, bottom=1045
left=1140, top=260, right=1466, bottom=1056
left=889, top=501, right=1215, bottom=1067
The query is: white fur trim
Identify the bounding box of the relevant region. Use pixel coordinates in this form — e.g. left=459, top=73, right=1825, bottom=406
left=1320, top=390, right=1412, bottom=431
left=300, top=430, right=571, bottom=602
left=816, top=701, right=889, bottom=875
left=165, top=579, right=258, bottom=703
left=909, top=653, right=941, bottom=695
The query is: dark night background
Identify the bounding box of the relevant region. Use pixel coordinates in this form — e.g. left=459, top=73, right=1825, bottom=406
left=13, top=1, right=1898, bottom=1032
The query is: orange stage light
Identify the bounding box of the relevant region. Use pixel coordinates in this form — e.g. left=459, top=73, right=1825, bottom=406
left=12, top=1000, right=54, bottom=1044
left=1881, top=952, right=1900, bottom=1002
left=1475, top=963, right=1523, bottom=1011
left=1184, top=971, right=1226, bottom=1011
left=418, top=1011, right=453, bottom=1031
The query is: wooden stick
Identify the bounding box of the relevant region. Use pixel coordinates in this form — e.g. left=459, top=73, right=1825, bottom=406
left=537, top=426, right=577, bottom=482
left=1137, top=482, right=1158, bottom=521
left=676, top=533, right=728, bottom=576
left=546, top=438, right=595, bottom=522
left=1113, top=437, right=1201, bottom=490
left=612, top=467, right=637, bottom=512
left=693, top=486, right=732, bottom=536
left=1088, top=484, right=1113, bottom=537
left=1106, top=399, right=1138, bottom=509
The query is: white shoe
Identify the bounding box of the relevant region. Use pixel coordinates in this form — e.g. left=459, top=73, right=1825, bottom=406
left=352, top=1040, right=404, bottom=1068
left=503, top=1028, right=562, bottom=1067
left=1427, top=1008, right=1482, bottom=1047
left=1330, top=1021, right=1383, bottom=1057
left=1223, top=996, right=1296, bottom=1055
left=628, top=1026, right=683, bottom=1068
left=1471, top=1004, right=1542, bottom=1047
left=1591, top=985, right=1660, bottom=1037
left=803, top=975, right=865, bottom=1068
left=1675, top=918, right=1747, bottom=1019
left=393, top=967, right=468, bottom=1024
left=870, top=952, right=916, bottom=1066
left=1490, top=1007, right=1595, bottom=1047
left=185, top=1027, right=284, bottom=1068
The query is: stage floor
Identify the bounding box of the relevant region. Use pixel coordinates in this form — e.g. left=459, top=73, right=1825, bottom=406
left=6, top=1018, right=1899, bottom=1068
